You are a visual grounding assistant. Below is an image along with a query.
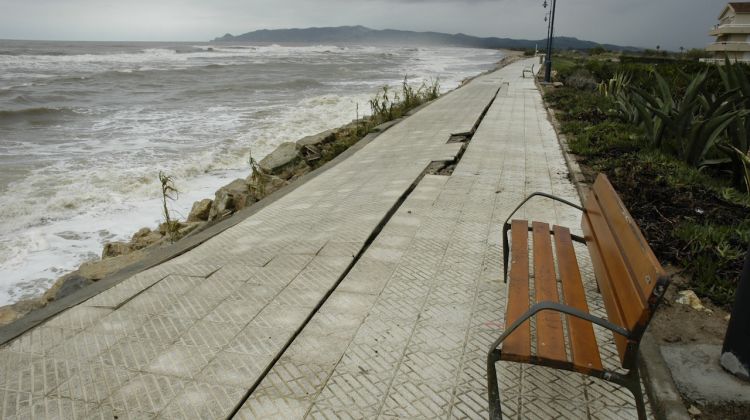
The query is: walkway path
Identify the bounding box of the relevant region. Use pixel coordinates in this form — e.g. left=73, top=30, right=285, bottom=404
left=0, top=58, right=650, bottom=419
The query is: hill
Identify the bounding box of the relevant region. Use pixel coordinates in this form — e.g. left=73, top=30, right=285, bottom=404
left=213, top=25, right=639, bottom=51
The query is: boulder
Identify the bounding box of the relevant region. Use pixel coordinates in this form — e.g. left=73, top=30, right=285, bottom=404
left=131, top=227, right=163, bottom=250
left=209, top=178, right=252, bottom=220
left=178, top=222, right=203, bottom=238
left=259, top=142, right=309, bottom=180
left=0, top=297, right=47, bottom=327
left=187, top=199, right=213, bottom=222
left=0, top=306, right=21, bottom=326
left=102, top=241, right=132, bottom=259
left=296, top=129, right=336, bottom=148
left=43, top=271, right=91, bottom=302
left=158, top=220, right=187, bottom=235
left=79, top=249, right=146, bottom=281
left=247, top=173, right=289, bottom=200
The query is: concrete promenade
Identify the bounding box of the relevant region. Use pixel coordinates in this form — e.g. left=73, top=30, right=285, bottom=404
left=0, top=58, right=650, bottom=419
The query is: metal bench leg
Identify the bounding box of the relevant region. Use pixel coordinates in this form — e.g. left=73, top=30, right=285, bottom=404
left=608, top=365, right=647, bottom=420
left=487, top=349, right=504, bottom=420
left=627, top=367, right=648, bottom=420
left=502, top=223, right=511, bottom=283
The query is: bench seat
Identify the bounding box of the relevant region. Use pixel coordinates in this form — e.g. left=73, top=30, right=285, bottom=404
left=503, top=220, right=603, bottom=374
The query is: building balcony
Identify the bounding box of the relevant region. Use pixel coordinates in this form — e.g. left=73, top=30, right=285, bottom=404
left=709, top=23, right=750, bottom=36
left=706, top=41, right=750, bottom=52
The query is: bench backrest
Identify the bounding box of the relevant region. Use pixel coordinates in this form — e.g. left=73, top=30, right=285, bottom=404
left=581, top=174, right=670, bottom=369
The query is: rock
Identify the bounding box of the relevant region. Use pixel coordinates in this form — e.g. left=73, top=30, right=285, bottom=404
left=43, top=271, right=91, bottom=302
left=688, top=405, right=702, bottom=416
left=209, top=178, right=252, bottom=220
left=132, top=227, right=152, bottom=241
left=178, top=222, right=203, bottom=238
left=187, top=199, right=213, bottom=222
left=79, top=249, right=146, bottom=281
left=0, top=306, right=21, bottom=326
left=0, top=297, right=47, bottom=327
left=247, top=174, right=288, bottom=200
left=259, top=142, right=309, bottom=180
left=552, top=82, right=565, bottom=88
left=158, top=221, right=186, bottom=235
left=131, top=228, right=163, bottom=250
left=102, top=241, right=132, bottom=259
left=296, top=129, right=336, bottom=148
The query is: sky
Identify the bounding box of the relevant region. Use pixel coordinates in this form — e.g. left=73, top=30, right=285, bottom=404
left=0, top=0, right=733, bottom=50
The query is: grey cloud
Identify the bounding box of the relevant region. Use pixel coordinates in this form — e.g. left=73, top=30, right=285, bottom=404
left=0, top=0, right=730, bottom=50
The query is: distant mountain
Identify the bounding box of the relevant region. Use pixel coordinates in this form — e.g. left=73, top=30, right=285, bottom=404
left=213, top=25, right=639, bottom=52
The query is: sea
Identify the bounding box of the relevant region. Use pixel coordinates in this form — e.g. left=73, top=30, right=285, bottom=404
left=0, top=40, right=504, bottom=306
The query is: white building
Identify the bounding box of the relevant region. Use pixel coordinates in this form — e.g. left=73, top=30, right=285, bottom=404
left=707, top=2, right=750, bottom=62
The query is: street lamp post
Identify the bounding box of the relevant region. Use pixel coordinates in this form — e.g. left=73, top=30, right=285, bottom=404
left=544, top=0, right=558, bottom=83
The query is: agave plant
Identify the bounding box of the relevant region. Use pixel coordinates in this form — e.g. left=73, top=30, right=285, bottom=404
left=727, top=145, right=750, bottom=193
left=623, top=69, right=743, bottom=167
left=600, top=72, right=641, bottom=124
left=717, top=58, right=750, bottom=189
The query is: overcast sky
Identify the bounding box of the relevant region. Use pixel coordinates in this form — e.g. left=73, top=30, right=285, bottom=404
left=0, top=0, right=732, bottom=50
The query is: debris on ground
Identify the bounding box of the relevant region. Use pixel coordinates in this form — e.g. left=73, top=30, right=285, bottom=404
left=676, top=290, right=713, bottom=313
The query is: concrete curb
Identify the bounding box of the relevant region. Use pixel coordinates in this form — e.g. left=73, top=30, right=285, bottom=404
left=535, top=79, right=690, bottom=420
left=0, top=116, right=405, bottom=346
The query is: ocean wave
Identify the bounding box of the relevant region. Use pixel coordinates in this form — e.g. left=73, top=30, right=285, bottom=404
left=0, top=107, right=79, bottom=121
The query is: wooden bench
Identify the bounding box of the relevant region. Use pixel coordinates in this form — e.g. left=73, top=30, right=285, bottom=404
left=487, top=174, right=670, bottom=420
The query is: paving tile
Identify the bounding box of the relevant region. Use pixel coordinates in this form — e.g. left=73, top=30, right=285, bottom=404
left=145, top=344, right=218, bottom=379
left=381, top=379, right=454, bottom=418
left=9, top=395, right=99, bottom=419
left=197, top=351, right=274, bottom=388
left=175, top=319, right=243, bottom=349
left=2, top=327, right=77, bottom=356
left=147, top=275, right=206, bottom=296
left=518, top=395, right=588, bottom=419
left=225, top=325, right=294, bottom=356
left=161, top=294, right=222, bottom=320
left=203, top=299, right=265, bottom=325
left=235, top=394, right=310, bottom=419
left=129, top=315, right=194, bottom=344
left=156, top=381, right=245, bottom=420
left=45, top=330, right=119, bottom=361
left=43, top=306, right=112, bottom=332
left=254, top=356, right=332, bottom=400
left=98, top=338, right=170, bottom=371
left=314, top=369, right=391, bottom=414
left=249, top=305, right=310, bottom=330
left=104, top=372, right=187, bottom=415
left=2, top=354, right=79, bottom=395
left=51, top=363, right=135, bottom=404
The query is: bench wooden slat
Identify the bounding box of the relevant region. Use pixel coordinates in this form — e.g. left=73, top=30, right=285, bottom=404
left=553, top=225, right=603, bottom=373
left=582, top=210, right=631, bottom=365
left=532, top=222, right=567, bottom=363
left=592, top=176, right=667, bottom=307
left=583, top=195, right=646, bottom=331
left=503, top=220, right=531, bottom=359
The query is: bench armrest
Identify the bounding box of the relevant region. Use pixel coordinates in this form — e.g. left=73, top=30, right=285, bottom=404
left=489, top=301, right=630, bottom=352
left=503, top=192, right=584, bottom=228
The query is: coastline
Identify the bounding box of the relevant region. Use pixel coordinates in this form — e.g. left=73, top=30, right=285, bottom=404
left=0, top=50, right=519, bottom=327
